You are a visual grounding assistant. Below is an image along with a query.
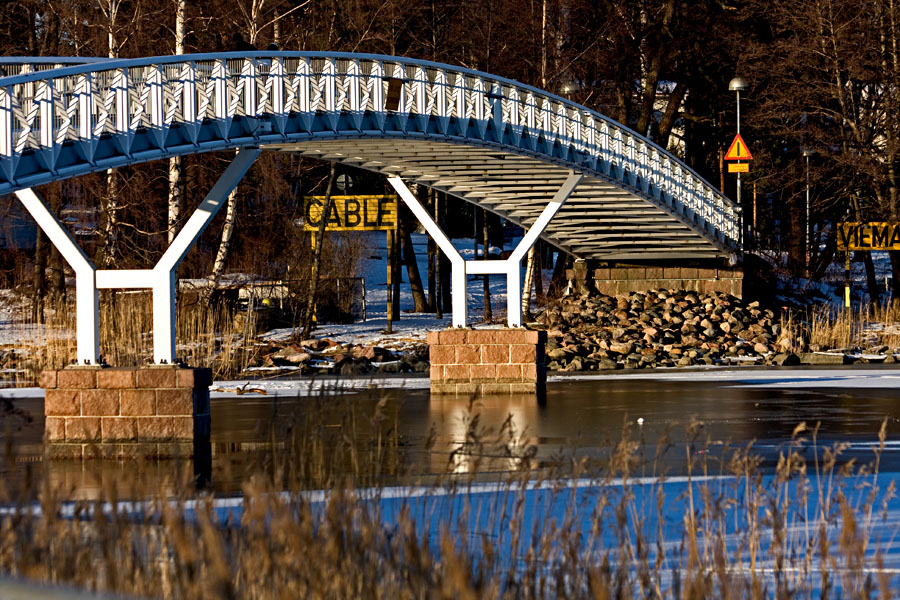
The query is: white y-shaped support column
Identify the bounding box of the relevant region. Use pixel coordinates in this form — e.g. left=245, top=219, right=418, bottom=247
left=388, top=172, right=581, bottom=328
left=17, top=148, right=260, bottom=365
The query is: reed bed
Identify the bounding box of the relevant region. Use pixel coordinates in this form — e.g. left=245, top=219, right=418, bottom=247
left=1, top=290, right=269, bottom=383
left=1, top=393, right=898, bottom=599
left=771, top=301, right=900, bottom=353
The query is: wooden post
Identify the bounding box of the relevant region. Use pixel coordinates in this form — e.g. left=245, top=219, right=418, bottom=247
left=310, top=232, right=317, bottom=326
left=386, top=229, right=393, bottom=333
left=845, top=251, right=851, bottom=308
left=434, top=191, right=443, bottom=320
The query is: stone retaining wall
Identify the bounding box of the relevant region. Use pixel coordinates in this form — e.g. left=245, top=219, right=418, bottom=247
left=568, top=264, right=744, bottom=297
left=427, top=328, right=546, bottom=395
left=39, top=367, right=211, bottom=454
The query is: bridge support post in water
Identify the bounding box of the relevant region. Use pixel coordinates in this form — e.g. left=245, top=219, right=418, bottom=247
left=39, top=366, right=211, bottom=459
left=388, top=172, right=581, bottom=328
left=15, top=148, right=260, bottom=365
left=427, top=328, right=547, bottom=395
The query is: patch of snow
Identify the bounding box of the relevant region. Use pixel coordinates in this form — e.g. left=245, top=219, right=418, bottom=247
left=550, top=368, right=900, bottom=389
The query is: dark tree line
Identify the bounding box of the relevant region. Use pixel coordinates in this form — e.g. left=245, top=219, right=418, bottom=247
left=1, top=0, right=898, bottom=307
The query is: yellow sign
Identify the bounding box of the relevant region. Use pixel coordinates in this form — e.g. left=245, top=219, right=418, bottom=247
left=727, top=163, right=749, bottom=173
left=724, top=133, right=753, bottom=161
left=303, top=195, right=398, bottom=231
left=837, top=222, right=900, bottom=250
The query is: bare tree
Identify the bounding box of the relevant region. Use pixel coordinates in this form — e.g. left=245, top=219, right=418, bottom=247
left=167, top=0, right=185, bottom=246
left=300, top=164, right=338, bottom=338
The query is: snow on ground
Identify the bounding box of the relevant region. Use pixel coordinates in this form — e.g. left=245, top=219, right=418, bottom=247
left=788, top=248, right=896, bottom=307
left=4, top=367, right=900, bottom=401
left=0, top=289, right=73, bottom=348
left=269, top=231, right=546, bottom=348
left=549, top=367, right=900, bottom=388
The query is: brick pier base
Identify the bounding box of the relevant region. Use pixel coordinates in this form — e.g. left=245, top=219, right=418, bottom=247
left=39, top=366, right=211, bottom=459
left=427, top=328, right=547, bottom=395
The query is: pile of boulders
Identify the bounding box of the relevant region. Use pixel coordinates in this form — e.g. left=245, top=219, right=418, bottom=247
left=245, top=337, right=430, bottom=375
left=535, top=289, right=895, bottom=371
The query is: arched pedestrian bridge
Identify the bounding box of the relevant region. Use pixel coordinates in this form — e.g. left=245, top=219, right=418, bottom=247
left=0, top=52, right=741, bottom=364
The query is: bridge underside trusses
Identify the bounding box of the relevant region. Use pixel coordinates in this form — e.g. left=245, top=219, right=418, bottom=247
left=273, top=139, right=731, bottom=262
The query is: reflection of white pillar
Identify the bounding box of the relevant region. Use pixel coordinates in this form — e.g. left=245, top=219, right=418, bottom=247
left=390, top=172, right=581, bottom=328
left=16, top=188, right=100, bottom=364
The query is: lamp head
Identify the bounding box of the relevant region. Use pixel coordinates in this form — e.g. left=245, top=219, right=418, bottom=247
left=802, top=148, right=814, bottom=158
left=728, top=77, right=748, bottom=92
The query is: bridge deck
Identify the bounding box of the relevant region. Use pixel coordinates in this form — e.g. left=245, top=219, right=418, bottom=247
left=276, top=140, right=727, bottom=261
left=0, top=52, right=740, bottom=263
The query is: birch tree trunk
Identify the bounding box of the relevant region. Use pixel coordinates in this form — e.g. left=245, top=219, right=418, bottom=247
left=521, top=0, right=550, bottom=318
left=204, top=188, right=239, bottom=304
left=521, top=246, right=535, bottom=321
left=99, top=0, right=120, bottom=267
left=167, top=0, right=185, bottom=245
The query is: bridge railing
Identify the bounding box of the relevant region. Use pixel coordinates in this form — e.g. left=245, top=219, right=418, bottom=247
left=0, top=53, right=740, bottom=250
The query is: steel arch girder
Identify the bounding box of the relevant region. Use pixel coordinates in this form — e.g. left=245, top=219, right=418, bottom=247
left=0, top=52, right=740, bottom=258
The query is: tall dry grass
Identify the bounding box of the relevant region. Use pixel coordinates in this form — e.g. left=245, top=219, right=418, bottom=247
left=1, top=289, right=270, bottom=383
left=773, top=301, right=900, bottom=353
left=1, top=393, right=897, bottom=599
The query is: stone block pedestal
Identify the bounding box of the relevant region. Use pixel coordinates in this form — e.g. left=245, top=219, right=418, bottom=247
left=427, top=328, right=546, bottom=395
left=39, top=366, right=211, bottom=458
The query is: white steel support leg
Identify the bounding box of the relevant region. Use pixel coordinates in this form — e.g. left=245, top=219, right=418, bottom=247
left=390, top=172, right=581, bottom=328
left=388, top=176, right=468, bottom=327
left=152, top=270, right=176, bottom=364
left=507, top=264, right=522, bottom=326
left=75, top=272, right=100, bottom=364
left=152, top=148, right=260, bottom=363
left=156, top=149, right=261, bottom=273
left=506, top=172, right=582, bottom=326
left=15, top=188, right=100, bottom=364
left=15, top=149, right=260, bottom=367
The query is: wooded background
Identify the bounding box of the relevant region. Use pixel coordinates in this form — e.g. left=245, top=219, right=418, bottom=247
left=0, top=0, right=897, bottom=307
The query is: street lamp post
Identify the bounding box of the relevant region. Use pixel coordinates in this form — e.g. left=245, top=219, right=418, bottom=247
left=803, top=148, right=813, bottom=275
left=728, top=77, right=748, bottom=246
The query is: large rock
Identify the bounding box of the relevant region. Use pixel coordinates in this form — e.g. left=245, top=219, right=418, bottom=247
left=773, top=353, right=800, bottom=366
left=608, top=342, right=634, bottom=355
left=798, top=352, right=847, bottom=365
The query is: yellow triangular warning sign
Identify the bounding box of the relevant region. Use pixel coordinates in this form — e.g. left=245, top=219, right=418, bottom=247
left=724, top=133, right=753, bottom=161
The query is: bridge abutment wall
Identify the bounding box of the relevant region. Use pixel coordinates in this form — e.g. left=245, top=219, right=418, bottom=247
left=568, top=261, right=744, bottom=297
left=39, top=366, right=211, bottom=459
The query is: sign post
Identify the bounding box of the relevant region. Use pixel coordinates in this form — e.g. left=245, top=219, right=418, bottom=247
left=386, top=229, right=393, bottom=333
left=845, top=251, right=851, bottom=308
left=724, top=133, right=753, bottom=244
left=303, top=195, right=399, bottom=329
